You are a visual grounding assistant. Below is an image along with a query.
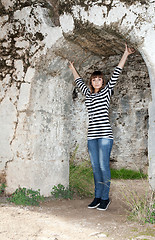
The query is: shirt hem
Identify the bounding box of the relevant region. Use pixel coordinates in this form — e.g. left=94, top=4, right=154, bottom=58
left=87, top=136, right=113, bottom=140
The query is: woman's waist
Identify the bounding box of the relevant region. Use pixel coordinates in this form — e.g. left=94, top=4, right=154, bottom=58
left=88, top=116, right=110, bottom=124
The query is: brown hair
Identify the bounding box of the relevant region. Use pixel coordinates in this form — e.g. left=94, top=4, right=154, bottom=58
left=89, top=71, right=106, bottom=94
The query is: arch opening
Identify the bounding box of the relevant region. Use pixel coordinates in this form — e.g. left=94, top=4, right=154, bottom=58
left=57, top=1, right=155, bottom=189
left=55, top=25, right=151, bottom=174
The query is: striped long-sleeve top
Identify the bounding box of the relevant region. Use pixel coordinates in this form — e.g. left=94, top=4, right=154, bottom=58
left=75, top=66, right=122, bottom=140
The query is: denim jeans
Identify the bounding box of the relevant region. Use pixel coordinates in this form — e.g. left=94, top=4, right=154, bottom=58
left=88, top=138, right=113, bottom=200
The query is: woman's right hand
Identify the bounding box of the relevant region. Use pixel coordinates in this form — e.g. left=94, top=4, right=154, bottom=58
left=68, top=61, right=75, bottom=71
left=68, top=61, right=80, bottom=79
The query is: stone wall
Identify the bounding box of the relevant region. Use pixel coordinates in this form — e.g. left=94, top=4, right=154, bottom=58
left=0, top=0, right=155, bottom=195
left=0, top=0, right=71, bottom=195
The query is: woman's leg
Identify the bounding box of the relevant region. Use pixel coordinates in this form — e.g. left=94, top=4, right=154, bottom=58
left=88, top=139, right=102, bottom=199
left=98, top=138, right=113, bottom=200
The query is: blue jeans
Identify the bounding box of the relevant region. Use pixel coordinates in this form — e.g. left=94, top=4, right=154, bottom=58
left=88, top=138, right=113, bottom=200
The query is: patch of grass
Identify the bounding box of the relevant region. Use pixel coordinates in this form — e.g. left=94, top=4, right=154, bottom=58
left=121, top=185, right=155, bottom=224
left=111, top=168, right=147, bottom=179
left=51, top=184, right=74, bottom=199
left=132, top=228, right=155, bottom=240
left=69, top=160, right=148, bottom=197
left=0, top=183, right=6, bottom=195
left=145, top=201, right=155, bottom=224
left=7, top=187, right=44, bottom=206
left=69, top=162, right=94, bottom=197
left=138, top=228, right=155, bottom=237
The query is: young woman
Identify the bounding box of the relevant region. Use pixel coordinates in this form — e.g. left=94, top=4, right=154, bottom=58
left=69, top=44, right=135, bottom=210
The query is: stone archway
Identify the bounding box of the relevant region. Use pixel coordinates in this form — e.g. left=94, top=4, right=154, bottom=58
left=0, top=0, right=154, bottom=196
left=58, top=0, right=155, bottom=190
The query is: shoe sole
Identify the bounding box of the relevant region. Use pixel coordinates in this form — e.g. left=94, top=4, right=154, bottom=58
left=88, top=203, right=100, bottom=209
left=97, top=201, right=111, bottom=211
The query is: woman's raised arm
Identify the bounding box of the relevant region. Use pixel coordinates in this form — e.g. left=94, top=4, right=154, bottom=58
left=68, top=61, right=81, bottom=80
left=118, top=43, right=135, bottom=69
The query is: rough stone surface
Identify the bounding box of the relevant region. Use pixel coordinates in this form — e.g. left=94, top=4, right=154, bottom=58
left=58, top=0, right=155, bottom=190
left=0, top=0, right=70, bottom=195
left=0, top=0, right=155, bottom=195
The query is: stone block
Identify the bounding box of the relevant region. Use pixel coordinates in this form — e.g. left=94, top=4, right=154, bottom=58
left=17, top=83, right=31, bottom=111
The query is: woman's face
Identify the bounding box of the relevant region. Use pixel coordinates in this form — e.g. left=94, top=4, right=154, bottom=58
left=91, top=77, right=103, bottom=92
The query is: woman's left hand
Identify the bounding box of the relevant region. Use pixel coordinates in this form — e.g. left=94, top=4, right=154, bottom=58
left=118, top=43, right=135, bottom=68
left=125, top=43, right=135, bottom=55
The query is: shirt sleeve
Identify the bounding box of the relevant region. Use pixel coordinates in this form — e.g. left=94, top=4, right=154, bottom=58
left=75, top=77, right=90, bottom=96
left=107, top=66, right=122, bottom=90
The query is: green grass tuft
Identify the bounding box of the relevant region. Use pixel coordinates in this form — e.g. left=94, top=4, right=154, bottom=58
left=111, top=168, right=147, bottom=180
left=121, top=188, right=155, bottom=224
left=69, top=162, right=147, bottom=198
left=69, top=162, right=94, bottom=197
left=51, top=184, right=74, bottom=199
left=7, top=187, right=44, bottom=206
left=0, top=183, right=6, bottom=195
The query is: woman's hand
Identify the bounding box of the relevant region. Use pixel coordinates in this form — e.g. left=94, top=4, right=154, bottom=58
left=125, top=43, right=135, bottom=56
left=68, top=61, right=75, bottom=71
left=118, top=43, right=135, bottom=69
left=68, top=60, right=81, bottom=80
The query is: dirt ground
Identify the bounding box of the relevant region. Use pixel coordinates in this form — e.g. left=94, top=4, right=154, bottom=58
left=0, top=180, right=154, bottom=240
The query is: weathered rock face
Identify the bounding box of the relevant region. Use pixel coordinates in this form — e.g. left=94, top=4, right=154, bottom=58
left=0, top=0, right=155, bottom=195
left=0, top=0, right=70, bottom=195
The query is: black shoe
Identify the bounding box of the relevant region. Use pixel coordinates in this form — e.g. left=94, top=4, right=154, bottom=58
left=88, top=198, right=101, bottom=209
left=97, top=199, right=111, bottom=211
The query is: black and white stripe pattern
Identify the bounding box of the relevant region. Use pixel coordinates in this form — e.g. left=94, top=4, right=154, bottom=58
left=75, top=66, right=122, bottom=140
